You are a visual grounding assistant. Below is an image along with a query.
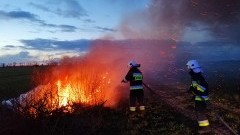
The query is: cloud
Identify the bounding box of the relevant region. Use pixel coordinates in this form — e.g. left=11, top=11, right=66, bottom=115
left=94, top=26, right=117, bottom=32
left=3, top=45, right=16, bottom=49
left=29, top=2, right=51, bottom=12
left=55, top=0, right=88, bottom=18
left=41, top=23, right=78, bottom=32
left=29, top=0, right=88, bottom=18
left=59, top=25, right=78, bottom=32
left=0, top=38, right=92, bottom=63
left=20, top=38, right=91, bottom=51
left=83, top=19, right=95, bottom=23
left=0, top=51, right=34, bottom=63
left=0, top=10, right=78, bottom=32
left=0, top=10, right=42, bottom=22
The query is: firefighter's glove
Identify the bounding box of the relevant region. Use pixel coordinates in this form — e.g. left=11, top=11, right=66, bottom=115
left=188, top=86, right=196, bottom=95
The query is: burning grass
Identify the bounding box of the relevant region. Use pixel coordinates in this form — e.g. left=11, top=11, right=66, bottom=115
left=5, top=60, right=118, bottom=115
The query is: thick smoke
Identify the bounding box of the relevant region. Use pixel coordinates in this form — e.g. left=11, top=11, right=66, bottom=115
left=83, top=40, right=177, bottom=106
left=117, top=0, right=240, bottom=43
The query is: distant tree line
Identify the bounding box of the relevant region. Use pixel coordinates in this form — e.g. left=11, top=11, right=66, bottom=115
left=0, top=55, right=75, bottom=68
left=0, top=61, right=58, bottom=68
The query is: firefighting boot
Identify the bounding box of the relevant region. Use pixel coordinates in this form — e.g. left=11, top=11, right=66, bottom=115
left=130, top=107, right=136, bottom=112
left=198, top=126, right=212, bottom=134
left=129, top=107, right=137, bottom=120
left=138, top=106, right=145, bottom=118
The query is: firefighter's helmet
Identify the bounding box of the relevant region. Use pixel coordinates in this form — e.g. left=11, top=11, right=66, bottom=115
left=186, top=60, right=200, bottom=69
left=128, top=60, right=140, bottom=68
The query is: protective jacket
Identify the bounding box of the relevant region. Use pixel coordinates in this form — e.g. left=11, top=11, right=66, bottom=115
left=189, top=70, right=209, bottom=101
left=124, top=67, right=143, bottom=90
left=187, top=62, right=210, bottom=129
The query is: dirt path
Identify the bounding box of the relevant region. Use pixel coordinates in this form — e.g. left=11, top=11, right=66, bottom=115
left=143, top=83, right=239, bottom=135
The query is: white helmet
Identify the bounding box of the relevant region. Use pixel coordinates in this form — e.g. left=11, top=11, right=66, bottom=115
left=186, top=60, right=200, bottom=69
left=128, top=60, right=139, bottom=68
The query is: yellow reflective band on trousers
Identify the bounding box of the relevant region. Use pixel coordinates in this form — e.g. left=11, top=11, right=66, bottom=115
left=139, top=106, right=145, bottom=111
left=130, top=107, right=136, bottom=111
left=198, top=120, right=210, bottom=127
left=195, top=96, right=209, bottom=101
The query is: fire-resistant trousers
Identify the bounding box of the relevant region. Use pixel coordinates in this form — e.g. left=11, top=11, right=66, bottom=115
left=130, top=89, right=144, bottom=108
left=195, top=100, right=210, bottom=127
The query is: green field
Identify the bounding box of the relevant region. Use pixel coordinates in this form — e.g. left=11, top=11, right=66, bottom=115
left=0, top=66, right=37, bottom=100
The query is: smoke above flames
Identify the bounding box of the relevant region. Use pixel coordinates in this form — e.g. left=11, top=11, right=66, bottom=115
left=115, top=0, right=240, bottom=43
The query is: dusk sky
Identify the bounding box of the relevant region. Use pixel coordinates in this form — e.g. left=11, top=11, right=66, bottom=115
left=1, top=0, right=240, bottom=64
left=0, top=0, right=149, bottom=63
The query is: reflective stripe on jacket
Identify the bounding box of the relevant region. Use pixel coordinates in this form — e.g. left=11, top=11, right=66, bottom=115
left=130, top=85, right=143, bottom=90
left=191, top=81, right=206, bottom=92
left=195, top=95, right=209, bottom=101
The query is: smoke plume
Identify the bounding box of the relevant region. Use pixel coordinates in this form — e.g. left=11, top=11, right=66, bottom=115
left=117, top=0, right=240, bottom=42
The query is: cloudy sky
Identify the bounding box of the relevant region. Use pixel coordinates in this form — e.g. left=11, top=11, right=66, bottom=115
left=0, top=0, right=149, bottom=63
left=1, top=0, right=240, bottom=64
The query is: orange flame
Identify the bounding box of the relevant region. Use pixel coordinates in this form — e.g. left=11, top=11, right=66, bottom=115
left=16, top=59, right=119, bottom=115
left=17, top=43, right=171, bottom=114
left=50, top=68, right=111, bottom=108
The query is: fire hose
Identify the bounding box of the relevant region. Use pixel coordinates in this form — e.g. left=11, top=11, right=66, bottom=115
left=142, top=82, right=239, bottom=135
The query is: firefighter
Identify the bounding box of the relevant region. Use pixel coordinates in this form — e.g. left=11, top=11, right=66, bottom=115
left=121, top=60, right=145, bottom=112
left=186, top=60, right=211, bottom=133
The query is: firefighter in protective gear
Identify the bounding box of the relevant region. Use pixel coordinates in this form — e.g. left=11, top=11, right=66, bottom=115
left=186, top=60, right=210, bottom=133
left=122, top=60, right=145, bottom=112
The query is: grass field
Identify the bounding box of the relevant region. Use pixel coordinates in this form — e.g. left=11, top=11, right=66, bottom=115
left=0, top=66, right=36, bottom=100
left=0, top=64, right=239, bottom=135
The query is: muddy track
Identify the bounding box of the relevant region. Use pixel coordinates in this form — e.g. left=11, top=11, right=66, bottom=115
left=144, top=83, right=238, bottom=135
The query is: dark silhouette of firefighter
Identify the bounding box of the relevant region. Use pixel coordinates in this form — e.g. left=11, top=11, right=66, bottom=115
left=122, top=60, right=145, bottom=112
left=186, top=60, right=210, bottom=133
